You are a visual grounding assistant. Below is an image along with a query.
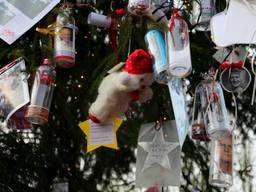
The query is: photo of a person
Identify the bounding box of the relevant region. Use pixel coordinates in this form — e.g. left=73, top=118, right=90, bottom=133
left=0, top=89, right=13, bottom=121
left=218, top=136, right=232, bottom=174
left=58, top=27, right=73, bottom=49
left=220, top=67, right=251, bottom=93
left=0, top=58, right=30, bottom=122
left=60, top=27, right=71, bottom=41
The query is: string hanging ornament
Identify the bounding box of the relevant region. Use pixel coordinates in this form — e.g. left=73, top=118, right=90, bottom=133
left=209, top=134, right=233, bottom=188
left=25, top=59, right=56, bottom=125
left=144, top=29, right=170, bottom=84
left=191, top=0, right=216, bottom=31
left=166, top=8, right=192, bottom=78
left=54, top=4, right=76, bottom=68
left=192, top=70, right=232, bottom=140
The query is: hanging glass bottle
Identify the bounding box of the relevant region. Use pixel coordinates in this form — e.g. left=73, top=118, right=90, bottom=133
left=53, top=176, right=69, bottom=192
left=165, top=9, right=192, bottom=78
left=209, top=134, right=233, bottom=188
left=128, top=0, right=151, bottom=16
left=25, top=59, right=56, bottom=125
left=87, top=12, right=112, bottom=28
left=145, top=29, right=170, bottom=84
left=197, top=78, right=231, bottom=139
left=54, top=7, right=76, bottom=68
left=192, top=0, right=216, bottom=31
left=191, top=82, right=210, bottom=141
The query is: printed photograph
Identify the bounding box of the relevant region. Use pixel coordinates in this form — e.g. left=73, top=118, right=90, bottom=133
left=0, top=59, right=29, bottom=121
left=0, top=2, right=15, bottom=26
left=220, top=67, right=251, bottom=93
left=7, top=0, right=52, bottom=19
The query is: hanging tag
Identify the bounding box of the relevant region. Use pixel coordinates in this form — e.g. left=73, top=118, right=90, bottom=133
left=213, top=48, right=231, bottom=63
left=167, top=78, right=189, bottom=147
left=135, top=121, right=181, bottom=188
left=79, top=118, right=122, bottom=152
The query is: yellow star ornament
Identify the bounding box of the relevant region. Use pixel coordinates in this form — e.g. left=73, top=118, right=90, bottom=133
left=78, top=118, right=123, bottom=152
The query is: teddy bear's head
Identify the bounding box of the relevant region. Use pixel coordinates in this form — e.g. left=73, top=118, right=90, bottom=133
left=118, top=49, right=154, bottom=91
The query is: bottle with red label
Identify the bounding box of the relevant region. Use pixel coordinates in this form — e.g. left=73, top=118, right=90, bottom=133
left=25, top=59, right=56, bottom=124
left=54, top=7, right=76, bottom=68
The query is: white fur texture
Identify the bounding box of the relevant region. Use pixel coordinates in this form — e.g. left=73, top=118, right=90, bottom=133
left=89, top=71, right=154, bottom=123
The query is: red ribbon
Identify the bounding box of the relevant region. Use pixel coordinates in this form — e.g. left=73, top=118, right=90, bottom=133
left=115, top=8, right=125, bottom=15
left=108, top=16, right=120, bottom=63
left=169, top=8, right=182, bottom=32
left=89, top=114, right=101, bottom=124
left=219, top=60, right=243, bottom=70
left=209, top=92, right=219, bottom=103
left=109, top=16, right=117, bottom=52
left=129, top=90, right=140, bottom=101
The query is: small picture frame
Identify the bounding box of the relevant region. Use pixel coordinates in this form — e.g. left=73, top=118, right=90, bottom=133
left=220, top=67, right=251, bottom=93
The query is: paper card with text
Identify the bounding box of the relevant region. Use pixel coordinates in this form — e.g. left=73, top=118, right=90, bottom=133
left=79, top=118, right=122, bottom=152
left=0, top=0, right=60, bottom=44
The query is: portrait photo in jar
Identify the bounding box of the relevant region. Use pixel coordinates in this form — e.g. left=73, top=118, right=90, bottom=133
left=58, top=27, right=73, bottom=49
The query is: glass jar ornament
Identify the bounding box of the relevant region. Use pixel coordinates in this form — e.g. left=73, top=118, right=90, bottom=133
left=191, top=82, right=210, bottom=141
left=145, top=29, right=170, bottom=84
left=165, top=9, right=192, bottom=78
left=52, top=176, right=69, bottom=192
left=25, top=59, right=56, bottom=125
left=209, top=134, right=233, bottom=188
left=196, top=78, right=231, bottom=139
left=87, top=12, right=113, bottom=28
left=128, top=0, right=151, bottom=16
left=54, top=8, right=76, bottom=68
left=192, top=0, right=216, bottom=31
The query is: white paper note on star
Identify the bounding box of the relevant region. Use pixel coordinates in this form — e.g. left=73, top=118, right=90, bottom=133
left=79, top=118, right=122, bottom=152
left=139, top=128, right=179, bottom=172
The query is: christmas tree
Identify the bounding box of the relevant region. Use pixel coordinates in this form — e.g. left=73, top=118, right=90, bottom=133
left=0, top=0, right=255, bottom=191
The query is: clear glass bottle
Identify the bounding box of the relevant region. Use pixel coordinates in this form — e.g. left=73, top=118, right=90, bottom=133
left=54, top=8, right=76, bottom=68
left=25, top=59, right=56, bottom=125
left=209, top=134, right=233, bottom=188
left=145, top=29, right=170, bottom=84
left=128, top=0, right=151, bottom=16
left=192, top=0, right=216, bottom=31
left=165, top=12, right=192, bottom=78
left=191, top=82, right=210, bottom=141
left=198, top=79, right=231, bottom=139
left=53, top=176, right=69, bottom=192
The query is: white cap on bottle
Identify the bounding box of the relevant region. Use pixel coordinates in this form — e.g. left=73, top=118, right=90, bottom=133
left=87, top=12, right=112, bottom=28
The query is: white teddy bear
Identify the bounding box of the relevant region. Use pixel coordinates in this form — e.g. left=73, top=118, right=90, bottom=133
left=89, top=49, right=154, bottom=124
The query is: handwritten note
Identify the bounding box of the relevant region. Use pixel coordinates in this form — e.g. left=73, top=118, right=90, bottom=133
left=89, top=122, right=114, bottom=145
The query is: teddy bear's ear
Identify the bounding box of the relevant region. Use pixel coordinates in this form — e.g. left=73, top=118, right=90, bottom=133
left=107, top=62, right=125, bottom=74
